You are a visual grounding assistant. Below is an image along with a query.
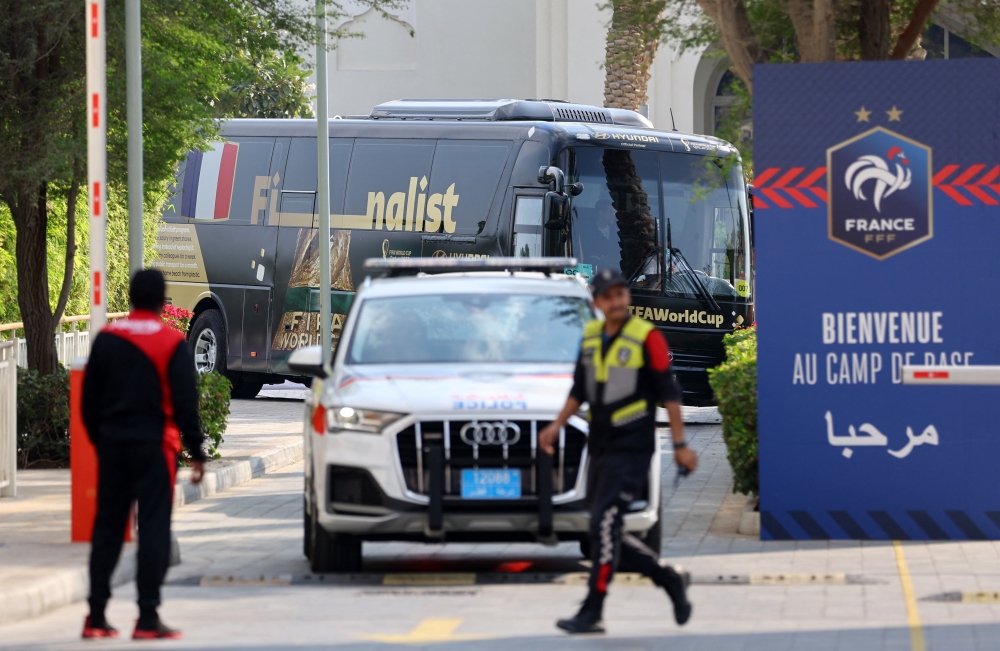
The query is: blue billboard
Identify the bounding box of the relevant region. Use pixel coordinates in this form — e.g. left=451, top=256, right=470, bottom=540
left=755, top=60, right=1000, bottom=540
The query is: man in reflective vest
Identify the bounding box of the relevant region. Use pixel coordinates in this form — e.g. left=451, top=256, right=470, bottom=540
left=81, top=269, right=205, bottom=639
left=540, top=268, right=698, bottom=634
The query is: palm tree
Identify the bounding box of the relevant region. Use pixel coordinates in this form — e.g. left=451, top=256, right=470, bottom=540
left=602, top=0, right=666, bottom=111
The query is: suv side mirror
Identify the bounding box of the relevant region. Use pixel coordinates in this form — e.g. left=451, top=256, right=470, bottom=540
left=287, top=345, right=327, bottom=378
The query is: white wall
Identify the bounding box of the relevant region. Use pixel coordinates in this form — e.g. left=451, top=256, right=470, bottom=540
left=309, top=0, right=719, bottom=136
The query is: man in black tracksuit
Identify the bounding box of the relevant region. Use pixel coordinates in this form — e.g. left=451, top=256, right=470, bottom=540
left=540, top=268, right=699, bottom=634
left=81, top=269, right=205, bottom=640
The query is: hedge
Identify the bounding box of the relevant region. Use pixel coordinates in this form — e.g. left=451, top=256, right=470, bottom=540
left=707, top=326, right=758, bottom=496
left=195, top=370, right=232, bottom=461
left=16, top=366, right=70, bottom=468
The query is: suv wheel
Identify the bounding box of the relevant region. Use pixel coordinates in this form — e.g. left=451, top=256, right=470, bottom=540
left=310, top=510, right=362, bottom=573
left=642, top=520, right=662, bottom=559
left=303, top=496, right=313, bottom=561
left=190, top=309, right=226, bottom=375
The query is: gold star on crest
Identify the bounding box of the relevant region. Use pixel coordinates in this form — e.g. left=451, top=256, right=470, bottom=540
left=854, top=106, right=871, bottom=122
left=886, top=105, right=903, bottom=121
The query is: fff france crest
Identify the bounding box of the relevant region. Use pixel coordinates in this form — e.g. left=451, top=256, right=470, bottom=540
left=827, top=127, right=933, bottom=260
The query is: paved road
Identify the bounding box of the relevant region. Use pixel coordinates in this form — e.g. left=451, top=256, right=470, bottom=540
left=4, top=424, right=1000, bottom=649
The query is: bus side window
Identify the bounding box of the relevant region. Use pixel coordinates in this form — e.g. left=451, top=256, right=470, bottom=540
left=344, top=140, right=435, bottom=230
left=428, top=141, right=511, bottom=235
left=513, top=196, right=543, bottom=257
left=228, top=138, right=275, bottom=225
left=179, top=139, right=274, bottom=224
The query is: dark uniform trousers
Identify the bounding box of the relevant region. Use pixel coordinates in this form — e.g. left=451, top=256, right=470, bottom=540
left=586, top=452, right=685, bottom=600
left=89, top=441, right=175, bottom=614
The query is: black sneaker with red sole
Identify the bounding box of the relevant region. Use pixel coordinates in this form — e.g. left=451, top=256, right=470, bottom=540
left=132, top=621, right=183, bottom=640
left=81, top=615, right=119, bottom=639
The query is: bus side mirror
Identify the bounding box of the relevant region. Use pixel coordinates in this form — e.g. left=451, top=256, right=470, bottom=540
left=288, top=345, right=327, bottom=378
left=747, top=185, right=755, bottom=249
left=543, top=192, right=569, bottom=229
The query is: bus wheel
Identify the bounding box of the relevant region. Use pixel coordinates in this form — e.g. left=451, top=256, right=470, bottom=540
left=230, top=376, right=264, bottom=399
left=190, top=309, right=226, bottom=375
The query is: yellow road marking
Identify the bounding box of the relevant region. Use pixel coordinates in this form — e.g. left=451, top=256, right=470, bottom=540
left=893, top=541, right=926, bottom=651
left=751, top=572, right=846, bottom=585
left=382, top=573, right=476, bottom=586
left=960, top=591, right=1000, bottom=603
left=199, top=575, right=291, bottom=587
left=359, top=618, right=490, bottom=644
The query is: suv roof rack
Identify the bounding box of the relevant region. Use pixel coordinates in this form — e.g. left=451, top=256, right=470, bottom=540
left=364, top=256, right=579, bottom=277
left=368, top=99, right=652, bottom=127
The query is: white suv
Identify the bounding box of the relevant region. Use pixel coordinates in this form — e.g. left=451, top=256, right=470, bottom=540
left=289, top=258, right=662, bottom=572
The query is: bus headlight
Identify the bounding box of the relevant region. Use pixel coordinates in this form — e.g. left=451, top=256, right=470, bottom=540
left=325, top=406, right=403, bottom=434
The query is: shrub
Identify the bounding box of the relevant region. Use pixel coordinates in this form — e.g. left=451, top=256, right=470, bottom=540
left=195, top=371, right=232, bottom=461
left=707, top=325, right=758, bottom=496
left=16, top=366, right=70, bottom=468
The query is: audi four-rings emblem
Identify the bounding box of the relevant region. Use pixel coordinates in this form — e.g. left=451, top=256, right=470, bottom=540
left=459, top=421, right=521, bottom=446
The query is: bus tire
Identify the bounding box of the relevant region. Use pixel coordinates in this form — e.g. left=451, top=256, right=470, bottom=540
left=230, top=376, right=263, bottom=399
left=189, top=309, right=227, bottom=375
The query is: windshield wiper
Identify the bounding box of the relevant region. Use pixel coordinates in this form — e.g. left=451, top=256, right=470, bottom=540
left=666, top=218, right=721, bottom=313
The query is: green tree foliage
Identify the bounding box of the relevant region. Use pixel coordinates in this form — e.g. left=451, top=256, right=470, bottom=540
left=707, top=326, right=758, bottom=496
left=0, top=1, right=402, bottom=373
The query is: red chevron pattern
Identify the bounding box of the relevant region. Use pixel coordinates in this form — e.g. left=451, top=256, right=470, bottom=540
left=933, top=165, right=1000, bottom=207
left=754, top=165, right=1000, bottom=208
left=753, top=167, right=827, bottom=209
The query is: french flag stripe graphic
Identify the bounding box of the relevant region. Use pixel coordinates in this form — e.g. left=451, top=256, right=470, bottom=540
left=213, top=143, right=239, bottom=219
left=180, top=150, right=202, bottom=219
left=184, top=142, right=239, bottom=220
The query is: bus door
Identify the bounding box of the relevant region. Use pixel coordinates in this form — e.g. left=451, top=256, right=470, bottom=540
left=271, top=138, right=355, bottom=365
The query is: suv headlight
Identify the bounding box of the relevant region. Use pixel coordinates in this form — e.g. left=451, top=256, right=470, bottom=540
left=325, top=406, right=403, bottom=434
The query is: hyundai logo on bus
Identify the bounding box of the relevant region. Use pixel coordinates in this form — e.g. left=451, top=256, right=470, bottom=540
left=827, top=127, right=932, bottom=260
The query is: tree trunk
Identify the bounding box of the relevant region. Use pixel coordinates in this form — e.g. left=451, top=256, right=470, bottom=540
left=11, top=183, right=57, bottom=374
left=786, top=0, right=837, bottom=62
left=695, top=0, right=764, bottom=93
left=52, top=165, right=81, bottom=330
left=890, top=0, right=941, bottom=59
left=601, top=149, right=658, bottom=279
left=603, top=0, right=665, bottom=111
left=858, top=0, right=892, bottom=59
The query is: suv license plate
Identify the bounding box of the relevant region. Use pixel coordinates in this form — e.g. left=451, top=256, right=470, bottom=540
left=461, top=469, right=521, bottom=499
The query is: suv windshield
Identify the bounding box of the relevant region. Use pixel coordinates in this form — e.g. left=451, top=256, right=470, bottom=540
left=346, top=293, right=592, bottom=364
left=568, top=147, right=750, bottom=301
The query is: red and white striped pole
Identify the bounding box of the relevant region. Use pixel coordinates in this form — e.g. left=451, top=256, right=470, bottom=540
left=86, top=0, right=107, bottom=335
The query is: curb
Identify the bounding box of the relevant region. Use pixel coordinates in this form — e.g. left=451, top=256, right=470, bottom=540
left=0, top=440, right=304, bottom=627
left=174, top=440, right=303, bottom=508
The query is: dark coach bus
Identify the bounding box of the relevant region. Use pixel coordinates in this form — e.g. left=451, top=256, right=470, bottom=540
left=155, top=99, right=753, bottom=401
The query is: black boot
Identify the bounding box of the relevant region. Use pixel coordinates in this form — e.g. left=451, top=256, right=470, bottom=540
left=556, top=591, right=606, bottom=634
left=656, top=564, right=692, bottom=625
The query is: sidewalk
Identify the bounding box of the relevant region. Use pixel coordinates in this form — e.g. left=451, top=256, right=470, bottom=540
left=0, top=397, right=304, bottom=626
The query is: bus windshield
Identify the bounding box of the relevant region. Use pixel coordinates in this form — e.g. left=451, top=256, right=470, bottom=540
left=567, top=147, right=751, bottom=301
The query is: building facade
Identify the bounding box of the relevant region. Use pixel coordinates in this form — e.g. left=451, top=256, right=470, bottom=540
left=319, top=0, right=730, bottom=135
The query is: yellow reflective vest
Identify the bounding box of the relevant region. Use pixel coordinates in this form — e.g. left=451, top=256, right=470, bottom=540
left=580, top=316, right=658, bottom=438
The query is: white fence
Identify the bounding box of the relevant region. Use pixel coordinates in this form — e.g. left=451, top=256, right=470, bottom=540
left=0, top=313, right=128, bottom=370
left=0, top=341, right=16, bottom=497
